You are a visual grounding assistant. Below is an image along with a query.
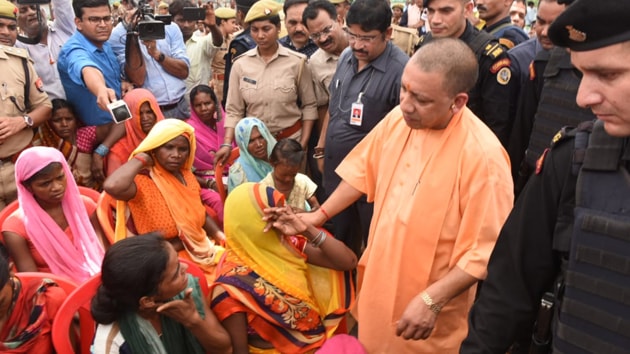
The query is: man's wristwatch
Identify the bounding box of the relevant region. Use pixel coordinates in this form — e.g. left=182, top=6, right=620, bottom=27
left=157, top=53, right=166, bottom=63
left=23, top=115, right=33, bottom=127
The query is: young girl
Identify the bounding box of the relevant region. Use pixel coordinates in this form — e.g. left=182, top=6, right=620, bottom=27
left=260, top=138, right=320, bottom=212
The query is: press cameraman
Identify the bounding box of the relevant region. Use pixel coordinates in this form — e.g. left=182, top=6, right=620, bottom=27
left=109, top=0, right=191, bottom=119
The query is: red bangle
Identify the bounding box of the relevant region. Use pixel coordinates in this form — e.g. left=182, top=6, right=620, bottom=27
left=319, top=206, right=330, bottom=220
left=133, top=154, right=147, bottom=166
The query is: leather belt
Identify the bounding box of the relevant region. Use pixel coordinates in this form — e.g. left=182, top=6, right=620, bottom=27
left=274, top=120, right=303, bottom=140
left=213, top=73, right=225, bottom=81
left=159, top=97, right=183, bottom=112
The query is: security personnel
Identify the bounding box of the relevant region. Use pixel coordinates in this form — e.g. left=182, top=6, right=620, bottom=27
left=221, top=0, right=258, bottom=108
left=0, top=0, right=51, bottom=209
left=462, top=0, right=630, bottom=352
left=418, top=0, right=515, bottom=147
left=217, top=0, right=318, bottom=164
left=211, top=7, right=237, bottom=104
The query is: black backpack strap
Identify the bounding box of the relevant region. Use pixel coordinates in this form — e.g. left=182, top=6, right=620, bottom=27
left=21, top=57, right=31, bottom=112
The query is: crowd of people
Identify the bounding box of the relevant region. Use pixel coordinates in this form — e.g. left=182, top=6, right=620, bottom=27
left=0, top=0, right=628, bottom=352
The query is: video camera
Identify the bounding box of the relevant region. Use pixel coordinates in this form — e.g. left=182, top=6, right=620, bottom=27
left=132, top=0, right=172, bottom=41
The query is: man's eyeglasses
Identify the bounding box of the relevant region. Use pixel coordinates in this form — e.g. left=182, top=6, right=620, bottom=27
left=309, top=22, right=335, bottom=41
left=85, top=16, right=113, bottom=25
left=343, top=28, right=378, bottom=44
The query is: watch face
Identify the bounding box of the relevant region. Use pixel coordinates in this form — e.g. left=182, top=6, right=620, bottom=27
left=24, top=115, right=33, bottom=126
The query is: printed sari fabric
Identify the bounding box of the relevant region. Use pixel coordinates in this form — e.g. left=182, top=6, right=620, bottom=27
left=0, top=277, right=66, bottom=354
left=210, top=183, right=354, bottom=353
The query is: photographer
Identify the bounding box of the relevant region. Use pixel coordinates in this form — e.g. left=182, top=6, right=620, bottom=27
left=109, top=0, right=191, bottom=119
left=169, top=0, right=224, bottom=104
left=15, top=0, right=74, bottom=100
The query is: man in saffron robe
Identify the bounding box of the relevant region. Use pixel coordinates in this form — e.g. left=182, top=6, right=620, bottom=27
left=296, top=38, right=514, bottom=352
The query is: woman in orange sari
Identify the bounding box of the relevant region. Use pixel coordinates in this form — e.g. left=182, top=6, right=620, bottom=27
left=106, top=88, right=165, bottom=176
left=103, top=119, right=224, bottom=283
left=210, top=182, right=357, bottom=353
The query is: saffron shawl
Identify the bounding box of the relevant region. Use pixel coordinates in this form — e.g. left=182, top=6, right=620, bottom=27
left=210, top=183, right=353, bottom=353
left=229, top=118, right=276, bottom=189
left=15, top=147, right=104, bottom=282
left=109, top=88, right=165, bottom=166
left=114, top=119, right=222, bottom=272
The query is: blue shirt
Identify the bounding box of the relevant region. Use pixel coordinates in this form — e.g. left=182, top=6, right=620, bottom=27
left=58, top=31, right=122, bottom=126
left=109, top=22, right=190, bottom=106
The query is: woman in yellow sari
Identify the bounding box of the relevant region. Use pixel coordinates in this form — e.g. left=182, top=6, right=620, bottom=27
left=210, top=182, right=357, bottom=353
left=103, top=119, right=224, bottom=283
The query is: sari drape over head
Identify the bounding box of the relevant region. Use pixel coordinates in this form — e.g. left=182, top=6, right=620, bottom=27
left=210, top=183, right=353, bottom=353
left=228, top=118, right=277, bottom=192
left=187, top=105, right=227, bottom=173
left=114, top=119, right=222, bottom=273
left=15, top=147, right=104, bottom=282
left=109, top=88, right=165, bottom=169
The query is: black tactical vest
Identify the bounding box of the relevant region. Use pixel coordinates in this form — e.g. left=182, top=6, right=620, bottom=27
left=524, top=47, right=596, bottom=170
left=553, top=120, right=630, bottom=353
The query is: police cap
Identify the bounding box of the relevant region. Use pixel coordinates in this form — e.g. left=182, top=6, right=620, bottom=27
left=329, top=0, right=350, bottom=4
left=0, top=0, right=17, bottom=21
left=158, top=1, right=169, bottom=9
left=215, top=7, right=236, bottom=19
left=548, top=0, right=630, bottom=51
left=392, top=3, right=404, bottom=10
left=235, top=0, right=259, bottom=11
left=243, top=0, right=280, bottom=24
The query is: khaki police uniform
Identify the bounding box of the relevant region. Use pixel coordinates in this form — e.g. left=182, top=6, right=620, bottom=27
left=224, top=0, right=318, bottom=142
left=0, top=44, right=51, bottom=208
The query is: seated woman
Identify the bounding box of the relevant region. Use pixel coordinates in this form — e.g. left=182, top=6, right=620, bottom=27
left=260, top=138, right=320, bottom=212
left=32, top=98, right=95, bottom=188
left=104, top=119, right=225, bottom=282
left=0, top=245, right=67, bottom=354
left=227, top=117, right=277, bottom=193
left=187, top=85, right=230, bottom=224
left=106, top=88, right=165, bottom=176
left=91, top=233, right=231, bottom=354
left=2, top=147, right=106, bottom=283
left=210, top=183, right=357, bottom=353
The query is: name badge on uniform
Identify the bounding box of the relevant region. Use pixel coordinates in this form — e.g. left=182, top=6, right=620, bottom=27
left=243, top=77, right=257, bottom=85
left=350, top=92, right=364, bottom=126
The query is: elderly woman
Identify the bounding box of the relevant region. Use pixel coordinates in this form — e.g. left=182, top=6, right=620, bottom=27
left=210, top=183, right=357, bottom=353
left=214, top=0, right=318, bottom=165
left=227, top=117, right=277, bottom=192
left=0, top=247, right=67, bottom=354
left=103, top=119, right=224, bottom=282
left=2, top=147, right=106, bottom=283
left=106, top=88, right=165, bottom=176
left=91, top=233, right=231, bottom=354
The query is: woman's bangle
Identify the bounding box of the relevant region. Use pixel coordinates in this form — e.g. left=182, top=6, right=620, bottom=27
left=206, top=178, right=216, bottom=189
left=94, top=144, right=110, bottom=157
left=319, top=206, right=330, bottom=221
left=312, top=152, right=325, bottom=159
left=133, top=154, right=147, bottom=166
left=220, top=143, right=232, bottom=149
left=310, top=230, right=327, bottom=248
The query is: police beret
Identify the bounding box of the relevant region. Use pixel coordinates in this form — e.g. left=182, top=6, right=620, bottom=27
left=235, top=0, right=259, bottom=10
left=243, top=0, right=281, bottom=23
left=215, top=7, right=236, bottom=19
left=329, top=0, right=349, bottom=4
left=158, top=1, right=169, bottom=9
left=113, top=1, right=120, bottom=7
left=0, top=0, right=17, bottom=21
left=392, top=3, right=404, bottom=10
left=548, top=0, right=630, bottom=51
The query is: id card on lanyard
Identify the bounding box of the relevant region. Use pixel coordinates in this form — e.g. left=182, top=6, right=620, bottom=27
left=350, top=92, right=364, bottom=126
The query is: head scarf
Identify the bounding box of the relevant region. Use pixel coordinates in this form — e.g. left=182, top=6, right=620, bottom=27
left=14, top=147, right=103, bottom=282
left=110, top=88, right=165, bottom=164
left=114, top=119, right=220, bottom=271
left=187, top=96, right=226, bottom=173
left=233, top=117, right=276, bottom=182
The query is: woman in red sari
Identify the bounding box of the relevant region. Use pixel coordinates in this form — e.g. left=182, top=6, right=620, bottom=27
left=0, top=247, right=66, bottom=354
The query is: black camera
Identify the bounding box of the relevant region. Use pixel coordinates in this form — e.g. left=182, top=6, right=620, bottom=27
left=16, top=0, right=50, bottom=4
left=182, top=7, right=206, bottom=21
left=133, top=0, right=172, bottom=40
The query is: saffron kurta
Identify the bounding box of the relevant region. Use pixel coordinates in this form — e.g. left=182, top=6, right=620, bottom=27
left=336, top=106, right=513, bottom=353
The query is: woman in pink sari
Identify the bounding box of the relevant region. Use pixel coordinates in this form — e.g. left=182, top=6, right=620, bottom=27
left=187, top=85, right=231, bottom=225
left=106, top=88, right=165, bottom=176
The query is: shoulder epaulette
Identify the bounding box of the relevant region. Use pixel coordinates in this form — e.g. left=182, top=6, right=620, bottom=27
left=549, top=126, right=578, bottom=148
left=482, top=41, right=505, bottom=60
left=0, top=45, right=29, bottom=59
